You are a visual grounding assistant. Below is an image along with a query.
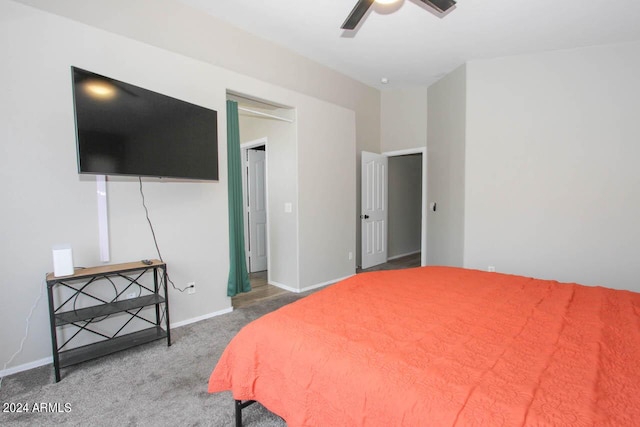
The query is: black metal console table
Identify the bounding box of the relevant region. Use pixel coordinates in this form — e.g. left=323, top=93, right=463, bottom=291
left=46, top=260, right=170, bottom=382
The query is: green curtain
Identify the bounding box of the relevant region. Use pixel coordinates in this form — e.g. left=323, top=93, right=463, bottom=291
left=226, top=100, right=251, bottom=297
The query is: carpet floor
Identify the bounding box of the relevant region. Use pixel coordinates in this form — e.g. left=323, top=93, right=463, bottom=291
left=0, top=291, right=314, bottom=426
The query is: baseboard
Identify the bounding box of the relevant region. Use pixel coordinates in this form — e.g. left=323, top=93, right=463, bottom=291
left=170, top=306, right=234, bottom=328
left=1, top=356, right=52, bottom=378
left=387, top=250, right=421, bottom=261
left=271, top=274, right=354, bottom=294
left=1, top=306, right=234, bottom=378
left=269, top=281, right=300, bottom=293
left=300, top=275, right=354, bottom=292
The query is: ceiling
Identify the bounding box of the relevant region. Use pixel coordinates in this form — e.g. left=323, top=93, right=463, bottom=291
left=176, top=0, right=640, bottom=89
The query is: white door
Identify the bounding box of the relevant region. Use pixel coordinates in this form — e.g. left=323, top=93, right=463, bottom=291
left=361, top=151, right=388, bottom=269
left=247, top=149, right=268, bottom=272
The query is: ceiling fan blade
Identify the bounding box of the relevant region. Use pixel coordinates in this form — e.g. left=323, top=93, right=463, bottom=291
left=417, top=0, right=456, bottom=13
left=341, top=0, right=375, bottom=30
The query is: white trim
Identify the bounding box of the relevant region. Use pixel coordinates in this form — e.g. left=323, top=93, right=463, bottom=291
left=170, top=306, right=234, bottom=329
left=269, top=280, right=300, bottom=293
left=300, top=275, right=353, bottom=292
left=241, top=137, right=268, bottom=149
left=238, top=106, right=293, bottom=123
left=293, top=108, right=301, bottom=290
left=271, top=274, right=354, bottom=294
left=382, top=147, right=428, bottom=267
left=0, top=356, right=52, bottom=378
left=387, top=250, right=421, bottom=261
left=96, top=175, right=110, bottom=262
left=383, top=148, right=425, bottom=157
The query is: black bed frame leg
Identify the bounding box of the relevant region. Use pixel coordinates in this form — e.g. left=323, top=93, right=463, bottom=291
left=235, top=399, right=256, bottom=427
left=235, top=400, right=242, bottom=427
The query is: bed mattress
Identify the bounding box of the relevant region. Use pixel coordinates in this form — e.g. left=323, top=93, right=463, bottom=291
left=209, top=266, right=640, bottom=426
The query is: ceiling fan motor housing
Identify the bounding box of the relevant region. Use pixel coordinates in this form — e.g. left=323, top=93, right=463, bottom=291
left=341, top=0, right=457, bottom=30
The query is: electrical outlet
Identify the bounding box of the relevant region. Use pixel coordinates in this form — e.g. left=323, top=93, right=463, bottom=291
left=488, top=266, right=496, bottom=272
left=187, top=282, right=196, bottom=295
left=126, top=292, right=137, bottom=299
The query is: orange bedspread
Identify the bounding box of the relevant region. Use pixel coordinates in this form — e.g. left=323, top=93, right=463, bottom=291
left=209, top=267, right=640, bottom=426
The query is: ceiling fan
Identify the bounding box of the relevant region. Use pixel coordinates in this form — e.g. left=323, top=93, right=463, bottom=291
left=341, top=0, right=456, bottom=30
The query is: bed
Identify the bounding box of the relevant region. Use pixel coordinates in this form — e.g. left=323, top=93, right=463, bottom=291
left=209, top=266, right=640, bottom=426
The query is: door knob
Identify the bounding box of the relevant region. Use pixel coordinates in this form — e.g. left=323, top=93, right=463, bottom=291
left=360, top=214, right=369, bottom=219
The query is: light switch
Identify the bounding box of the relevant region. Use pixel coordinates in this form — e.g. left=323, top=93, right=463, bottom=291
left=284, top=202, right=292, bottom=213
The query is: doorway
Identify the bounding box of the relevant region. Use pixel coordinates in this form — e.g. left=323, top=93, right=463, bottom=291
left=385, top=148, right=426, bottom=266
left=233, top=138, right=285, bottom=309
left=241, top=138, right=269, bottom=274
left=387, top=153, right=423, bottom=262
left=360, top=148, right=427, bottom=269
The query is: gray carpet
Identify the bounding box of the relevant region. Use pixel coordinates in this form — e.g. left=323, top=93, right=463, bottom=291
left=0, top=291, right=314, bottom=426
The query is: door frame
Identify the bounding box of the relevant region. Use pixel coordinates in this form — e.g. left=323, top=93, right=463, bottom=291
left=241, top=137, right=270, bottom=276
left=382, top=147, right=427, bottom=267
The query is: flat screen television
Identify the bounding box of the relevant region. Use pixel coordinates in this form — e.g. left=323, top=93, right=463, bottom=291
left=71, top=67, right=218, bottom=181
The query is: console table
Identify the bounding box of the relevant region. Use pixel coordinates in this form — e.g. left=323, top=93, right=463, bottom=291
left=46, top=260, right=171, bottom=382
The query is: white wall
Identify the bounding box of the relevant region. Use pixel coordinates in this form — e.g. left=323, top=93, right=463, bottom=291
left=0, top=0, right=356, bottom=372
left=427, top=65, right=467, bottom=267
left=12, top=1, right=381, bottom=270
left=465, top=42, right=640, bottom=290
left=381, top=87, right=428, bottom=152
left=13, top=0, right=378, bottom=293
left=12, top=0, right=380, bottom=154
left=298, top=104, right=356, bottom=288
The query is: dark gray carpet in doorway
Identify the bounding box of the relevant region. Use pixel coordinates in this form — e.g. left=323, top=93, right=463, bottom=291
left=0, top=292, right=313, bottom=426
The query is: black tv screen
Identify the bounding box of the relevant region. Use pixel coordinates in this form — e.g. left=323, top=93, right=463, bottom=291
left=71, top=67, right=218, bottom=181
